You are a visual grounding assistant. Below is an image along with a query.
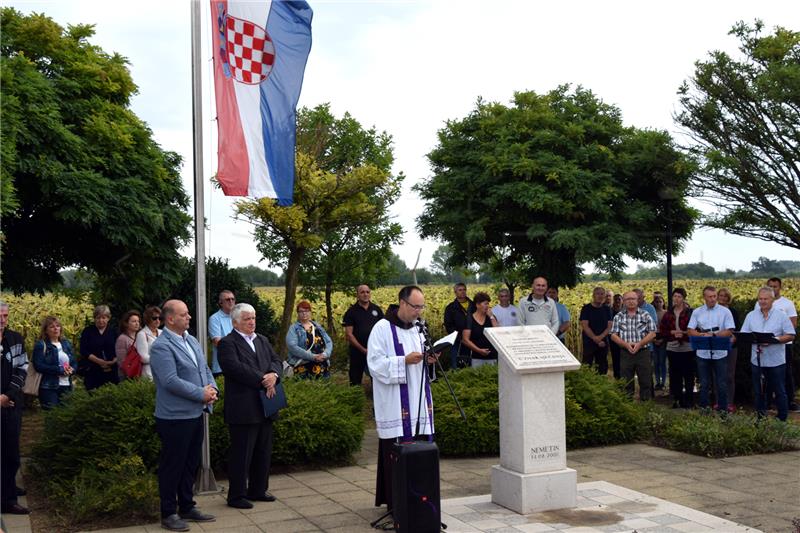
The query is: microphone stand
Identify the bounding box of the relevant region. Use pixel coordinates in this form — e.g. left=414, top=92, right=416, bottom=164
left=417, top=320, right=467, bottom=422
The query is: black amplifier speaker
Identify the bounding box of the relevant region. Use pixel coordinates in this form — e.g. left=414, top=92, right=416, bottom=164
left=391, top=440, right=441, bottom=533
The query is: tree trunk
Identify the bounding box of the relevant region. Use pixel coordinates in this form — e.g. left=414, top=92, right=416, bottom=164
left=278, top=246, right=305, bottom=355
left=505, top=280, right=517, bottom=303
left=325, top=282, right=335, bottom=335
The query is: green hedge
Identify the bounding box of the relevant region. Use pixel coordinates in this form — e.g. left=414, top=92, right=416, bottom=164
left=643, top=405, right=800, bottom=457
left=30, top=376, right=365, bottom=527
left=432, top=365, right=644, bottom=456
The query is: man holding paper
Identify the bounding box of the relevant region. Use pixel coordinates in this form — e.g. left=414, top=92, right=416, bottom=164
left=741, top=287, right=796, bottom=421
left=218, top=303, right=283, bottom=509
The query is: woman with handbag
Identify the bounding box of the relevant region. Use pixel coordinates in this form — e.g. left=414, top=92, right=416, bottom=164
left=115, top=310, right=141, bottom=380
left=80, top=305, right=119, bottom=390
left=32, top=316, right=77, bottom=409
left=461, top=291, right=499, bottom=368
left=286, top=300, right=333, bottom=379
left=134, top=306, right=161, bottom=379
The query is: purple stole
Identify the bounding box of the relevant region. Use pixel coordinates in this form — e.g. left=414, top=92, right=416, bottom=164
left=390, top=323, right=434, bottom=442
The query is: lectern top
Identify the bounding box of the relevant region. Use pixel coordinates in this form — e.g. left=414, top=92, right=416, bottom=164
left=485, top=325, right=581, bottom=374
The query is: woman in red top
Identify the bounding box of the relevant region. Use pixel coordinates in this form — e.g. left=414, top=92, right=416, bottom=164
left=659, top=288, right=694, bottom=408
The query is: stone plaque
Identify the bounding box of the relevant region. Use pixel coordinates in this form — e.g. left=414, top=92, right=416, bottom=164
left=485, top=325, right=580, bottom=374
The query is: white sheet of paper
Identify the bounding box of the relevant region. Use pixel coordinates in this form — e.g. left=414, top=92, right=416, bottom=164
left=434, top=330, right=458, bottom=350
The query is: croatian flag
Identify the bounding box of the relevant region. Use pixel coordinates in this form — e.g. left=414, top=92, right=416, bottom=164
left=210, top=0, right=313, bottom=205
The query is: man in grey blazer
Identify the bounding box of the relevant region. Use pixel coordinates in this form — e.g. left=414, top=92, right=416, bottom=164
left=150, top=299, right=218, bottom=532
left=218, top=303, right=283, bottom=509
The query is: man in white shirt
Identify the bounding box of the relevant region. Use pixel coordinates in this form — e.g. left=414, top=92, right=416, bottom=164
left=492, top=288, right=521, bottom=327
left=753, top=278, right=798, bottom=411
left=518, top=277, right=559, bottom=335
left=208, top=290, right=235, bottom=376
left=688, top=286, right=735, bottom=412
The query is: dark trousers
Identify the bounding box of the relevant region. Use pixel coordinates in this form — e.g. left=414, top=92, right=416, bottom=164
left=668, top=350, right=695, bottom=408
left=696, top=356, right=728, bottom=411
left=609, top=342, right=621, bottom=379
left=582, top=344, right=609, bottom=376
left=752, top=363, right=788, bottom=421
left=227, top=420, right=274, bottom=502
left=155, top=415, right=203, bottom=518
left=0, top=406, right=21, bottom=508
left=348, top=350, right=370, bottom=386
left=621, top=349, right=652, bottom=400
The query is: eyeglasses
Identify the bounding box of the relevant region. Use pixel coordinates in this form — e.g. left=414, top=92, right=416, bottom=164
left=151, top=316, right=161, bottom=321
left=402, top=299, right=425, bottom=311
left=222, top=297, right=235, bottom=302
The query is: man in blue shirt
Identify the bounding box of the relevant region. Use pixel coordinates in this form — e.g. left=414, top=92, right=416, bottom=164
left=209, top=290, right=235, bottom=376
left=547, top=287, right=571, bottom=344
left=687, top=286, right=735, bottom=412
left=741, top=287, right=796, bottom=421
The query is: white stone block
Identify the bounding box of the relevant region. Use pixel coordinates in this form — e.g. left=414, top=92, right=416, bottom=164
left=491, top=465, right=577, bottom=514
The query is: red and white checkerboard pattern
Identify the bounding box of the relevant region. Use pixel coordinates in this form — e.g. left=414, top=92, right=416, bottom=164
left=225, top=16, right=275, bottom=84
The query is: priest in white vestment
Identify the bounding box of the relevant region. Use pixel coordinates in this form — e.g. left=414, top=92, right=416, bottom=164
left=367, top=285, right=436, bottom=511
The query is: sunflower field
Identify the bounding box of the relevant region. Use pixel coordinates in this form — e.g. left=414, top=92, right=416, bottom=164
left=4, top=278, right=796, bottom=357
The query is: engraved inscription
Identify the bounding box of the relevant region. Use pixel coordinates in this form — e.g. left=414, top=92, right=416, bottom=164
left=488, top=327, right=575, bottom=368
left=530, top=444, right=561, bottom=461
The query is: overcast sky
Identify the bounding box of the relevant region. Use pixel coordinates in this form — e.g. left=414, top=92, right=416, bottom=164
left=9, top=0, right=800, bottom=274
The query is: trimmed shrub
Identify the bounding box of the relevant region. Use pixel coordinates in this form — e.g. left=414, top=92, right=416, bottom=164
left=643, top=405, right=800, bottom=457
left=209, top=376, right=366, bottom=468
left=565, top=366, right=645, bottom=448
left=432, top=365, right=645, bottom=456
left=432, top=364, right=500, bottom=456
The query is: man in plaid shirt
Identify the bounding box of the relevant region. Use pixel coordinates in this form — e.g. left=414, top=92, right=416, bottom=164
left=611, top=291, right=657, bottom=400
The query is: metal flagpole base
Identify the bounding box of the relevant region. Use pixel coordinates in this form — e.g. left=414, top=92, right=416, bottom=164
left=194, top=412, right=220, bottom=494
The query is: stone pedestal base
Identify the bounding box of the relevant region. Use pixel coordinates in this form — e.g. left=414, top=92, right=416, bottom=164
left=491, top=464, right=577, bottom=514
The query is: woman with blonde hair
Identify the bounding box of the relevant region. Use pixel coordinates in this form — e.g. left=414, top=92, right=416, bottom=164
left=134, top=306, right=161, bottom=379
left=32, top=316, right=77, bottom=408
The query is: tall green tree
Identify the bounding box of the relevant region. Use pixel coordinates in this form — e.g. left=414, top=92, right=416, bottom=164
left=236, top=104, right=402, bottom=345
left=416, top=86, right=698, bottom=288
left=676, top=21, right=800, bottom=250
left=0, top=9, right=191, bottom=309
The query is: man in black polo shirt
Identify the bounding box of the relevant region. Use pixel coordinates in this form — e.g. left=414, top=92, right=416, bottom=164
left=343, top=285, right=384, bottom=386
left=579, top=287, right=613, bottom=376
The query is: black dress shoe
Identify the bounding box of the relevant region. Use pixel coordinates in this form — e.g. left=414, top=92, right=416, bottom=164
left=1, top=503, right=29, bottom=514
left=227, top=497, right=254, bottom=509
left=161, top=514, right=189, bottom=532
left=179, top=507, right=215, bottom=522
left=247, top=492, right=276, bottom=502
left=15, top=486, right=26, bottom=496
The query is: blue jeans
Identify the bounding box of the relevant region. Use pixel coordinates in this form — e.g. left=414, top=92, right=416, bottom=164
left=696, top=356, right=727, bottom=411
left=752, top=363, right=787, bottom=421
left=652, top=344, right=667, bottom=386
left=39, top=385, right=71, bottom=409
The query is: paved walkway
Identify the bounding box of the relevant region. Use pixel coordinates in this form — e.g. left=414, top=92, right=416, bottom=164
left=3, top=430, right=798, bottom=532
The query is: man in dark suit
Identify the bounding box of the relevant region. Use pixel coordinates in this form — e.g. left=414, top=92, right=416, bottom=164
left=150, top=299, right=218, bottom=532
left=217, top=303, right=283, bottom=509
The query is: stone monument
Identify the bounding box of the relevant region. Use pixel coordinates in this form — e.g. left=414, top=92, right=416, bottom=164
left=484, top=325, right=581, bottom=514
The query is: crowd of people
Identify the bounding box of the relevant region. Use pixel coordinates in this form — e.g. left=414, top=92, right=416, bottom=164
left=1, top=276, right=797, bottom=527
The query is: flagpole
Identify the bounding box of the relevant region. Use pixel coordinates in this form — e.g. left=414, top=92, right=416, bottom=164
left=191, top=0, right=218, bottom=494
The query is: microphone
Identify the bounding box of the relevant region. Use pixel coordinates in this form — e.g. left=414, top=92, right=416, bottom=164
left=415, top=319, right=436, bottom=380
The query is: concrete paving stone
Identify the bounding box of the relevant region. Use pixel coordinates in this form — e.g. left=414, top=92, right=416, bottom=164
left=272, top=486, right=320, bottom=498
left=247, top=507, right=303, bottom=524
left=255, top=518, right=321, bottom=532
left=645, top=513, right=697, bottom=526
left=325, top=489, right=373, bottom=503
left=640, top=486, right=697, bottom=500
left=352, top=479, right=376, bottom=490
left=351, top=506, right=389, bottom=521
left=305, top=511, right=364, bottom=529
left=288, top=471, right=342, bottom=483
left=305, top=481, right=361, bottom=494
left=238, top=500, right=292, bottom=515
left=579, top=489, right=611, bottom=498
left=471, top=518, right=513, bottom=530
left=469, top=502, right=517, bottom=514
left=337, top=499, right=380, bottom=513
left=512, top=524, right=559, bottom=532
left=559, top=528, right=606, bottom=533
left=620, top=517, right=660, bottom=529
left=485, top=527, right=530, bottom=533
left=291, top=501, right=350, bottom=517
left=323, top=524, right=380, bottom=533
left=280, top=494, right=331, bottom=507
left=270, top=475, right=307, bottom=490
left=195, top=512, right=255, bottom=529
left=197, top=524, right=263, bottom=533
left=700, top=490, right=753, bottom=504
left=591, top=495, right=626, bottom=505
